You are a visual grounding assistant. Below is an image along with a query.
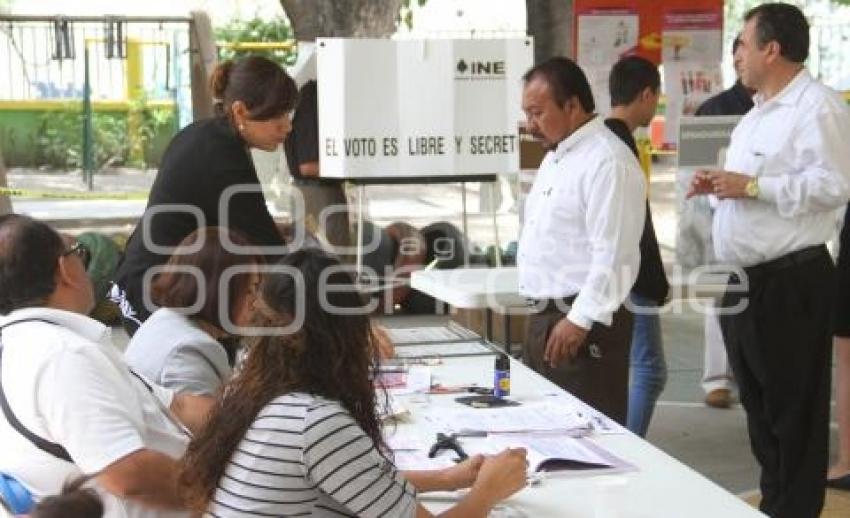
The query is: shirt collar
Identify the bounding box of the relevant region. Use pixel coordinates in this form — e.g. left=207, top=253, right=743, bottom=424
left=552, top=115, right=601, bottom=161
left=753, top=68, right=811, bottom=108
left=0, top=307, right=109, bottom=344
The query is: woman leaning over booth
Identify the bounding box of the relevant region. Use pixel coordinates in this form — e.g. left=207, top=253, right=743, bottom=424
left=111, top=55, right=297, bottom=336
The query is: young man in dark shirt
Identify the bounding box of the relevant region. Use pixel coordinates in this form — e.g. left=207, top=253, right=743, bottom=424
left=285, top=80, right=351, bottom=254
left=604, top=56, right=670, bottom=437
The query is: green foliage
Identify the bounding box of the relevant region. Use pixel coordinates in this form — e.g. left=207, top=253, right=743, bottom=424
left=215, top=16, right=297, bottom=67
left=127, top=97, right=173, bottom=168
left=399, top=0, right=429, bottom=30
left=36, top=101, right=172, bottom=170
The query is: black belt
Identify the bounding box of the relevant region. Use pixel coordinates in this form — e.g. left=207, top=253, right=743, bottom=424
left=525, top=295, right=578, bottom=312
left=743, top=244, right=828, bottom=277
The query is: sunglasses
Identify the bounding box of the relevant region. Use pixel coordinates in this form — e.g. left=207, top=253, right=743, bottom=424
left=62, top=241, right=91, bottom=270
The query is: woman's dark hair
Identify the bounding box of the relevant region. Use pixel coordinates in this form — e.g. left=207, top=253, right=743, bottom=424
left=209, top=55, right=298, bottom=121
left=30, top=476, right=103, bottom=518
left=0, top=214, right=66, bottom=315
left=151, top=226, right=263, bottom=332
left=179, top=248, right=385, bottom=511
left=745, top=3, right=809, bottom=64
left=523, top=56, right=595, bottom=113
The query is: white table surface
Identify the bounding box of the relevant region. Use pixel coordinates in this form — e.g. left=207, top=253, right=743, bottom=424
left=410, top=267, right=732, bottom=311
left=394, top=353, right=764, bottom=518
left=410, top=267, right=527, bottom=310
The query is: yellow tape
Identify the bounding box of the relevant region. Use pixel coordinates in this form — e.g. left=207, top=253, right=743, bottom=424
left=0, top=187, right=149, bottom=200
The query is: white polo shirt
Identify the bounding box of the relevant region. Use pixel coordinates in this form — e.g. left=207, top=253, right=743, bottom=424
left=518, top=116, right=646, bottom=328
left=0, top=307, right=190, bottom=518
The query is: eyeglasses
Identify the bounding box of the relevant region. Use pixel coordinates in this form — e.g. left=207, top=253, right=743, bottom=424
left=62, top=241, right=91, bottom=270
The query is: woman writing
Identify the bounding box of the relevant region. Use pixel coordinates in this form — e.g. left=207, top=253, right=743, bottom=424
left=180, top=248, right=527, bottom=517
left=112, top=55, right=297, bottom=335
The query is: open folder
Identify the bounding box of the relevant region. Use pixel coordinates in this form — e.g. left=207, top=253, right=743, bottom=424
left=478, top=433, right=635, bottom=474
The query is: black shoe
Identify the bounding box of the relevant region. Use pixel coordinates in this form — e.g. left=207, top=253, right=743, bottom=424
left=826, top=473, right=850, bottom=490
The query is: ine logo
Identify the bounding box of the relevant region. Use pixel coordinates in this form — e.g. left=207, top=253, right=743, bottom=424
left=455, top=59, right=506, bottom=80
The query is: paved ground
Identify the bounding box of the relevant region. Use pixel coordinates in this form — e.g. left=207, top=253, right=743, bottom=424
left=5, top=155, right=847, bottom=511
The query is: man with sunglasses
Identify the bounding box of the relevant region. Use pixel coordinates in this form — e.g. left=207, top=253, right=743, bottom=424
left=0, top=214, right=211, bottom=517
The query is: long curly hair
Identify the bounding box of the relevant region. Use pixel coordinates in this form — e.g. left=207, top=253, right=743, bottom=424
left=179, top=248, right=385, bottom=511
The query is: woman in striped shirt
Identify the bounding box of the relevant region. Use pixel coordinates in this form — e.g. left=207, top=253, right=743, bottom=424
left=180, top=248, right=527, bottom=517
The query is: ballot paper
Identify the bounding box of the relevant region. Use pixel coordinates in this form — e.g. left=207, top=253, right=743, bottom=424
left=423, top=402, right=592, bottom=435
left=394, top=340, right=496, bottom=359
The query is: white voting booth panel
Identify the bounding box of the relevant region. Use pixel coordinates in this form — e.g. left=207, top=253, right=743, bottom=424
left=316, top=38, right=532, bottom=180
left=398, top=354, right=765, bottom=517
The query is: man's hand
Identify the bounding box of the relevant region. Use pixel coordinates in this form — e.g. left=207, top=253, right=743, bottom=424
left=544, top=317, right=589, bottom=368
left=686, top=170, right=714, bottom=199
left=687, top=170, right=753, bottom=200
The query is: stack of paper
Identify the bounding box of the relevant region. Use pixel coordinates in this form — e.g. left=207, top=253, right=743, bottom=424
left=387, top=324, right=479, bottom=345
left=423, top=402, right=592, bottom=435
left=394, top=340, right=496, bottom=359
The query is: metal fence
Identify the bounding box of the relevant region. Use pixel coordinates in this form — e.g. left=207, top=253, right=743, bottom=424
left=0, top=15, right=194, bottom=120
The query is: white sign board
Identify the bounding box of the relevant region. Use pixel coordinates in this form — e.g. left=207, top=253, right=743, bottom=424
left=317, top=38, right=533, bottom=180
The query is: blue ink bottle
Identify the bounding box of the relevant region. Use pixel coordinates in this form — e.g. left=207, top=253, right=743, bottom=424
left=494, top=354, right=511, bottom=398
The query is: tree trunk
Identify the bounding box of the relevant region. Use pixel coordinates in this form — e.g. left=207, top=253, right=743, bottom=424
left=525, top=0, right=574, bottom=64
left=281, top=0, right=402, bottom=40
left=0, top=148, right=11, bottom=215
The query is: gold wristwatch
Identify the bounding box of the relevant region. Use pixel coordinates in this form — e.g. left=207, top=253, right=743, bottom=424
left=745, top=177, right=760, bottom=198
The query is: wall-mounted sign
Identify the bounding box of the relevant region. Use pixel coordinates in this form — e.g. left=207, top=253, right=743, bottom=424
left=317, top=38, right=533, bottom=180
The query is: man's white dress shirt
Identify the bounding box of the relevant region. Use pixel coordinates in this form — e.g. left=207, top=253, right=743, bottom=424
left=518, top=116, right=646, bottom=328
left=714, top=69, right=850, bottom=266
left=0, top=307, right=190, bottom=518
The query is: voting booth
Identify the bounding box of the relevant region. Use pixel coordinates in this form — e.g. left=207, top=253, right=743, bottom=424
left=316, top=38, right=533, bottom=181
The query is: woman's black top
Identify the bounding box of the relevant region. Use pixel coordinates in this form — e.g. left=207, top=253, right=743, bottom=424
left=114, top=116, right=284, bottom=318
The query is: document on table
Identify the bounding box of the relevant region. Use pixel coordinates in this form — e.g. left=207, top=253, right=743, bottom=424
left=387, top=324, right=479, bottom=345
left=392, top=450, right=457, bottom=471
left=395, top=340, right=496, bottom=359
left=423, top=402, right=592, bottom=434
left=384, top=429, right=458, bottom=471
left=378, top=393, right=410, bottom=422
left=467, top=433, right=636, bottom=475
left=382, top=366, right=432, bottom=395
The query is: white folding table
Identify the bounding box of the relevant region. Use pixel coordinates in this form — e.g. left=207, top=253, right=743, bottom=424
left=396, top=352, right=764, bottom=517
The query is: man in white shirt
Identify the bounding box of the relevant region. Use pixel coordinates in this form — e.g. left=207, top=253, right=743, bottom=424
left=687, top=5, right=850, bottom=517
left=0, top=214, right=212, bottom=517
left=518, top=57, right=646, bottom=424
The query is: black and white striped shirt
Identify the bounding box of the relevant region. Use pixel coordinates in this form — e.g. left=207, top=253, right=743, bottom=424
left=206, top=392, right=416, bottom=517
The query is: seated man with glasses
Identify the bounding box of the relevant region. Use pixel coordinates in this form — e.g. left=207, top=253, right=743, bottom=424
left=62, top=240, right=91, bottom=270
left=0, top=214, right=212, bottom=517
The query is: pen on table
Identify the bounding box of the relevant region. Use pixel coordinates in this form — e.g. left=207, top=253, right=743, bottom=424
left=428, top=384, right=493, bottom=395
left=424, top=258, right=440, bottom=271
